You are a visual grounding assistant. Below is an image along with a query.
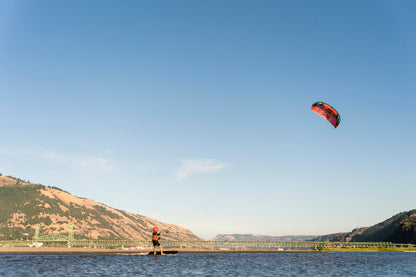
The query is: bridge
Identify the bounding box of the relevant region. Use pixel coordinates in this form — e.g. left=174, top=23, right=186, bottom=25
left=0, top=224, right=413, bottom=250
left=0, top=239, right=412, bottom=250
left=67, top=240, right=410, bottom=250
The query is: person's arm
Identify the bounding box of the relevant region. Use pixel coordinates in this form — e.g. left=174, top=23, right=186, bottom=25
left=159, top=230, right=169, bottom=236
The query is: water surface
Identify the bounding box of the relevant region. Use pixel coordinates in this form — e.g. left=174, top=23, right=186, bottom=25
left=1, top=252, right=415, bottom=276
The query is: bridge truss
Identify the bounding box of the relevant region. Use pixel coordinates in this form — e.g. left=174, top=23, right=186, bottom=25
left=1, top=239, right=411, bottom=250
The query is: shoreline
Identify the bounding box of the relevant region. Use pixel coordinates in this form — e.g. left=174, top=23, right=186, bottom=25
left=0, top=247, right=317, bottom=254
left=0, top=247, right=414, bottom=254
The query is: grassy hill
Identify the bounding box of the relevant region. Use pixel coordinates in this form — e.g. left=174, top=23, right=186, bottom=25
left=312, top=210, right=416, bottom=244
left=0, top=175, right=200, bottom=241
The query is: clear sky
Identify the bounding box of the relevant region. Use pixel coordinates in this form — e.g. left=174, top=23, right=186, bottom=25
left=1, top=0, right=415, bottom=239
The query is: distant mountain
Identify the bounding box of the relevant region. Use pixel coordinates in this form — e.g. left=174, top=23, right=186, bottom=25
left=213, top=210, right=416, bottom=244
left=213, top=234, right=317, bottom=241
left=312, top=210, right=416, bottom=244
left=0, top=174, right=201, bottom=241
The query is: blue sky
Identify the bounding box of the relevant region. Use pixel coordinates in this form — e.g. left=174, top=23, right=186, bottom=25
left=1, top=0, right=415, bottom=239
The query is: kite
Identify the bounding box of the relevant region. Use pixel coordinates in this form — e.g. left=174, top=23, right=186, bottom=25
left=311, top=102, right=340, bottom=128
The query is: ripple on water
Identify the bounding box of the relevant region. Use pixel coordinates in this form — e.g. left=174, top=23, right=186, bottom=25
left=0, top=252, right=415, bottom=276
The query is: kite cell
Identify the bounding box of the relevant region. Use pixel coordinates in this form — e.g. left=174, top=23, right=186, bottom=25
left=311, top=102, right=340, bottom=128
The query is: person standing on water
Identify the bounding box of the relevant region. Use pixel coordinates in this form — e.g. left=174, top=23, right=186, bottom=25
left=152, top=226, right=168, bottom=255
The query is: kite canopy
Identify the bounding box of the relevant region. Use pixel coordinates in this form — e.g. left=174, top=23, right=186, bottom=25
left=311, top=102, right=340, bottom=128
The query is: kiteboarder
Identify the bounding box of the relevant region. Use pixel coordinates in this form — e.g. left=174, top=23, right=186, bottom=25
left=152, top=226, right=168, bottom=255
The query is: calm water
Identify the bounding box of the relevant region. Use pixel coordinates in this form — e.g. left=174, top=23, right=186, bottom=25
left=1, top=252, right=415, bottom=276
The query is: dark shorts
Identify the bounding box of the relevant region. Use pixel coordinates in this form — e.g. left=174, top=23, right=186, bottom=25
left=152, top=240, right=160, bottom=246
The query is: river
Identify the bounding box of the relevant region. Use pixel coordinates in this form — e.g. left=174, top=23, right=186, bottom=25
left=1, top=252, right=415, bottom=276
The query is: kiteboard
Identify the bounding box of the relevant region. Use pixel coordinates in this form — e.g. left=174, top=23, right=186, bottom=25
left=147, top=250, right=178, bottom=255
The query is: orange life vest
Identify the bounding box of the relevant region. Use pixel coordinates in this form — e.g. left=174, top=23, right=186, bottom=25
left=152, top=233, right=159, bottom=241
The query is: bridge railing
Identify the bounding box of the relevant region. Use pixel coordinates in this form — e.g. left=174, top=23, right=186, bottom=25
left=0, top=240, right=32, bottom=247
left=67, top=240, right=412, bottom=250
left=1, top=240, right=413, bottom=250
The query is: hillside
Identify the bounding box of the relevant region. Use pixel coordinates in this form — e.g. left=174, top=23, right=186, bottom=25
left=214, top=211, right=416, bottom=244
left=213, top=234, right=317, bottom=241
left=0, top=175, right=201, bottom=241
left=312, top=210, right=416, bottom=244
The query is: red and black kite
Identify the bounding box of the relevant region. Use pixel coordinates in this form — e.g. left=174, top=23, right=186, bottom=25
left=311, top=102, right=340, bottom=128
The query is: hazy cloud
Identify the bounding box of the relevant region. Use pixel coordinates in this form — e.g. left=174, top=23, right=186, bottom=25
left=38, top=151, right=113, bottom=171
left=0, top=147, right=113, bottom=171
left=176, top=159, right=226, bottom=180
